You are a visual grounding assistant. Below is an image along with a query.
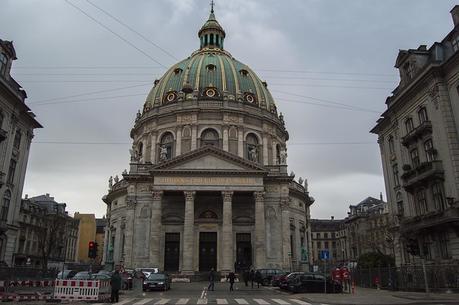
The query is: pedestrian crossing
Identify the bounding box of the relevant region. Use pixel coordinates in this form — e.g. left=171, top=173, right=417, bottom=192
left=97, top=298, right=324, bottom=305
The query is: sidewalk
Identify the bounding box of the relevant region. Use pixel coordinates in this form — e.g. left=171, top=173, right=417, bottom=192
left=297, top=287, right=459, bottom=305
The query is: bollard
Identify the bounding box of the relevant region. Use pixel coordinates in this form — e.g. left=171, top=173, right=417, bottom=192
left=352, top=280, right=355, bottom=294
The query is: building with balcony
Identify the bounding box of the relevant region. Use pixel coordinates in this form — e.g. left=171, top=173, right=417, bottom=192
left=371, top=6, right=459, bottom=265
left=310, top=217, right=345, bottom=268
left=0, top=39, right=42, bottom=265
left=102, top=5, right=314, bottom=274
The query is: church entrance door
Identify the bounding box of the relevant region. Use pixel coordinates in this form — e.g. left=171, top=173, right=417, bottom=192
left=236, top=233, right=252, bottom=271
left=199, top=232, right=217, bottom=271
left=164, top=233, right=180, bottom=272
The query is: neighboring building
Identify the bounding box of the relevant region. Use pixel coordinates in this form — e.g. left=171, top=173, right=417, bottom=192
left=74, top=213, right=96, bottom=263
left=344, top=197, right=392, bottom=262
left=371, top=6, right=459, bottom=265
left=16, top=194, right=80, bottom=268
left=0, top=39, right=42, bottom=265
left=103, top=5, right=314, bottom=274
left=310, top=218, right=345, bottom=266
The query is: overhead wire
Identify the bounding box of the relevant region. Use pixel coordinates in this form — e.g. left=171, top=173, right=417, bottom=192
left=63, top=0, right=168, bottom=68
left=85, top=0, right=179, bottom=61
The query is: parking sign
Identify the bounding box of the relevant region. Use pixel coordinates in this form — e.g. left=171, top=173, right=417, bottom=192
left=320, top=249, right=330, bottom=260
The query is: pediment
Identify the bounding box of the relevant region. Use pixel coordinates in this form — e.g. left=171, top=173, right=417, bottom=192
left=152, top=146, right=267, bottom=173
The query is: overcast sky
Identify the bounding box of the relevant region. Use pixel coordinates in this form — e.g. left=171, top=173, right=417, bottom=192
left=1, top=0, right=457, bottom=219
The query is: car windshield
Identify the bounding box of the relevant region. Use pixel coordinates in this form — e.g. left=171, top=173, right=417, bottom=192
left=148, top=274, right=166, bottom=280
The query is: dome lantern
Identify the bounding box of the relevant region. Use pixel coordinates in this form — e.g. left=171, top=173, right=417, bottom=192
left=198, top=1, right=226, bottom=50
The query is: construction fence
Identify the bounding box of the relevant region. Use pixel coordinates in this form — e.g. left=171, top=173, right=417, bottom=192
left=351, top=263, right=459, bottom=292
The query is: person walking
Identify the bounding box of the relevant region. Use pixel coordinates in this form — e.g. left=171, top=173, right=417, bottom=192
left=243, top=269, right=249, bottom=287
left=250, top=269, right=255, bottom=288
left=110, top=269, right=122, bottom=303
left=208, top=268, right=216, bottom=291
left=227, top=271, right=236, bottom=292
left=255, top=270, right=262, bottom=288
left=133, top=270, right=145, bottom=293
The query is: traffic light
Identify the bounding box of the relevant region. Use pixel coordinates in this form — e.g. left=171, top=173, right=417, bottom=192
left=88, top=241, right=97, bottom=258
left=406, top=239, right=420, bottom=256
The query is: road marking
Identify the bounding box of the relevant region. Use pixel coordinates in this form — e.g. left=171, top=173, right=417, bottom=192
left=155, top=299, right=170, bottom=305
left=133, top=298, right=154, bottom=305
left=253, top=299, right=270, bottom=304
left=289, top=300, right=312, bottom=305
left=176, top=298, right=189, bottom=304
left=197, top=298, right=208, bottom=304
left=235, top=299, right=249, bottom=304
left=272, top=299, right=290, bottom=305
left=216, top=299, right=228, bottom=304
left=117, top=298, right=135, bottom=305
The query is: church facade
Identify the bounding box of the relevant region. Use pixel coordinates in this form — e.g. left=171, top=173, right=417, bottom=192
left=103, top=6, right=314, bottom=274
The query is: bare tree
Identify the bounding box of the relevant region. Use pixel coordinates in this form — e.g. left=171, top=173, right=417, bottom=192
left=36, top=213, right=68, bottom=272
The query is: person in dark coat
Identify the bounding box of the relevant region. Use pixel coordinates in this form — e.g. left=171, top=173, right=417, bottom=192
left=110, top=270, right=122, bottom=303
left=243, top=269, right=249, bottom=287
left=250, top=269, right=255, bottom=288
left=255, top=270, right=262, bottom=288
left=227, top=271, right=236, bottom=291
left=208, top=268, right=216, bottom=291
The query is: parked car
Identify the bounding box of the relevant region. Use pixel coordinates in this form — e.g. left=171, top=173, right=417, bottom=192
left=136, top=267, right=159, bottom=278
left=279, top=272, right=305, bottom=290
left=256, top=268, right=285, bottom=286
left=271, top=271, right=290, bottom=287
left=72, top=271, right=92, bottom=280
left=288, top=273, right=342, bottom=293
left=57, top=270, right=77, bottom=279
left=143, top=273, right=170, bottom=291
left=91, top=273, right=111, bottom=280
left=121, top=270, right=134, bottom=290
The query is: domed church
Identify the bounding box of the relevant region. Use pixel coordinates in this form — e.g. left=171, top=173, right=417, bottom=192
left=103, top=4, right=314, bottom=274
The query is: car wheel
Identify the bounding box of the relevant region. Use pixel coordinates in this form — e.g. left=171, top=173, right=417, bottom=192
left=262, top=279, right=270, bottom=286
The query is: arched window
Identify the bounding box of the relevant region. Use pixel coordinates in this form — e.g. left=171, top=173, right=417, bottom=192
left=246, top=133, right=259, bottom=162
left=200, top=128, right=219, bottom=147
left=137, top=142, right=143, bottom=158
left=159, top=132, right=174, bottom=161
left=276, top=144, right=281, bottom=164
left=1, top=190, right=11, bottom=221
left=405, top=118, right=414, bottom=134
left=418, top=107, right=428, bottom=123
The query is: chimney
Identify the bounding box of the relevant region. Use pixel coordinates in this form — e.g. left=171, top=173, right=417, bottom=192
left=46, top=193, right=50, bottom=197
left=380, top=192, right=383, bottom=201
left=451, top=5, right=459, bottom=27
left=331, top=216, right=334, bottom=221
left=25, top=194, right=28, bottom=199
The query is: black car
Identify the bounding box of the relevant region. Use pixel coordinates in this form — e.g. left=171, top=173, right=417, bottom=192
left=256, top=269, right=285, bottom=286
left=279, top=272, right=305, bottom=290
left=288, top=273, right=342, bottom=293
left=143, top=273, right=170, bottom=291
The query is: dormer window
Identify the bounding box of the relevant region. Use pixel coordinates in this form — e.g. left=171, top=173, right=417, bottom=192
left=174, top=68, right=183, bottom=75
left=206, top=64, right=216, bottom=72
left=452, top=36, right=459, bottom=52
left=239, top=69, right=249, bottom=77
left=0, top=53, right=7, bottom=76
left=403, top=61, right=415, bottom=79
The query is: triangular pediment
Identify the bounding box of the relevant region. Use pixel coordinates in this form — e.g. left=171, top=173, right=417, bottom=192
left=151, top=145, right=266, bottom=173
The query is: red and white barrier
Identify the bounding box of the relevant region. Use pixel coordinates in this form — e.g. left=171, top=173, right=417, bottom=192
left=0, top=294, right=51, bottom=301
left=53, top=279, right=110, bottom=301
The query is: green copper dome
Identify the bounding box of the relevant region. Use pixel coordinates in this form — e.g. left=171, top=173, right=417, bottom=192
left=144, top=8, right=278, bottom=114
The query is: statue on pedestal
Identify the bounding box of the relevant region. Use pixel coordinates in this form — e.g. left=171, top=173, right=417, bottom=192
left=248, top=146, right=258, bottom=162
left=114, top=175, right=119, bottom=183
left=108, top=176, right=113, bottom=190
left=159, top=145, right=168, bottom=162
left=280, top=147, right=288, bottom=165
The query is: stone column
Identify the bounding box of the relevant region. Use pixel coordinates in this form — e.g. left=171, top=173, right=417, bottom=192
left=176, top=127, right=182, bottom=156
left=191, top=126, right=197, bottom=150
left=272, top=142, right=277, bottom=165
left=182, top=191, right=196, bottom=274
left=238, top=129, right=244, bottom=158
left=124, top=198, right=136, bottom=267
left=150, top=133, right=157, bottom=163
left=149, top=191, right=163, bottom=266
left=102, top=225, right=109, bottom=264
left=263, top=135, right=269, bottom=165
left=223, top=127, right=229, bottom=152
left=221, top=191, right=233, bottom=272
left=254, top=192, right=266, bottom=268
left=280, top=198, right=291, bottom=270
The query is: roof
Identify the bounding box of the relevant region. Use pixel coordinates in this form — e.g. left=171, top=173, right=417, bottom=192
left=311, top=219, right=344, bottom=232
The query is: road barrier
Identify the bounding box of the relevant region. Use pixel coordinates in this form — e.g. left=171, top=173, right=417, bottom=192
left=0, top=280, right=54, bottom=288
left=53, top=279, right=110, bottom=301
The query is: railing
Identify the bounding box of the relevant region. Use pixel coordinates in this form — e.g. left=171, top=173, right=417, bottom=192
left=401, top=160, right=444, bottom=191
left=400, top=206, right=459, bottom=233
left=401, top=121, right=433, bottom=147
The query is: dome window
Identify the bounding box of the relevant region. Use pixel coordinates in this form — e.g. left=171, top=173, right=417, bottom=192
left=244, top=93, right=257, bottom=104
left=206, top=64, right=216, bottom=71
left=203, top=87, right=219, bottom=98
left=164, top=91, right=178, bottom=103
left=154, top=79, right=160, bottom=86
left=239, top=69, right=249, bottom=77
left=174, top=68, right=183, bottom=75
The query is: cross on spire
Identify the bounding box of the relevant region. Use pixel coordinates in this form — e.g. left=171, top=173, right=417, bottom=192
left=210, top=0, right=215, bottom=13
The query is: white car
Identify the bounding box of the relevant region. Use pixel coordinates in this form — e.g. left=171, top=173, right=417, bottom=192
left=136, top=267, right=159, bottom=278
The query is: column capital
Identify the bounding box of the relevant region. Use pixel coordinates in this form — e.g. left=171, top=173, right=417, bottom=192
left=151, top=190, right=163, bottom=201
left=184, top=191, right=196, bottom=202
left=253, top=191, right=264, bottom=202
left=221, top=191, right=234, bottom=202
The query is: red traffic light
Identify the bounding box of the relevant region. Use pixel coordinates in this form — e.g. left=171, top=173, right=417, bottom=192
left=89, top=241, right=95, bottom=248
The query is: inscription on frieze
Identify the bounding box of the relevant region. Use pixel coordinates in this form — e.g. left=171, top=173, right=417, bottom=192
left=155, top=176, right=261, bottom=186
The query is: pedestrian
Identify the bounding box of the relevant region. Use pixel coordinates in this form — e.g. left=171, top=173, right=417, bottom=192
left=110, top=269, right=122, bottom=303
left=227, top=271, right=236, bottom=292
left=133, top=270, right=145, bottom=293
left=250, top=269, right=255, bottom=288
left=208, top=268, right=216, bottom=291
left=255, top=270, right=262, bottom=288
left=243, top=269, right=249, bottom=287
